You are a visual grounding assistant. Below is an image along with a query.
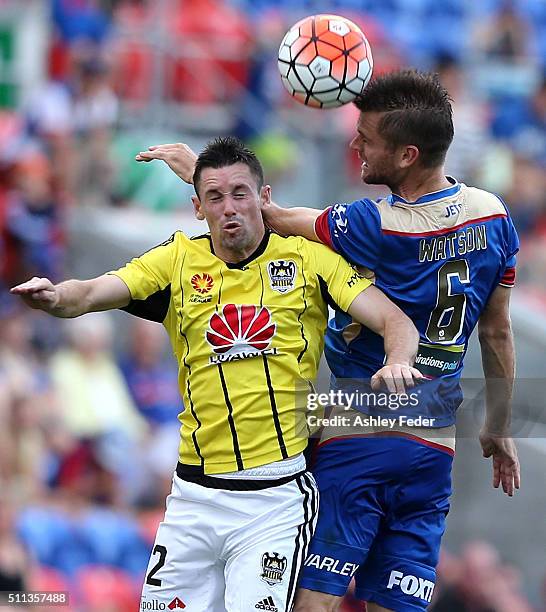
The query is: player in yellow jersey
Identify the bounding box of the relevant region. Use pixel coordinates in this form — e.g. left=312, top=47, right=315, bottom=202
left=11, top=137, right=422, bottom=612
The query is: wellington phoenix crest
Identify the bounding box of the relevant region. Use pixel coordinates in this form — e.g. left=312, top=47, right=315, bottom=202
left=260, top=552, right=287, bottom=586
left=267, top=260, right=296, bottom=293
left=206, top=304, right=277, bottom=363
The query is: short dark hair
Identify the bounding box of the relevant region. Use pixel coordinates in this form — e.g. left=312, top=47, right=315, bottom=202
left=354, top=70, right=454, bottom=168
left=193, top=136, right=264, bottom=196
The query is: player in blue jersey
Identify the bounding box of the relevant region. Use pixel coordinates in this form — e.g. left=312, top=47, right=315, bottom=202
left=136, top=71, right=520, bottom=612
left=261, top=70, right=521, bottom=612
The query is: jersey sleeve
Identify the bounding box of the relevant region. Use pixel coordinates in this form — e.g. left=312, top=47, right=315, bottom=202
left=307, top=241, right=372, bottom=312
left=108, top=232, right=180, bottom=321
left=314, top=199, right=382, bottom=269
left=499, top=208, right=519, bottom=288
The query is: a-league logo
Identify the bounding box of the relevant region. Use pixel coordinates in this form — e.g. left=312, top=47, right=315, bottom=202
left=267, top=260, right=297, bottom=294
left=260, top=552, right=287, bottom=586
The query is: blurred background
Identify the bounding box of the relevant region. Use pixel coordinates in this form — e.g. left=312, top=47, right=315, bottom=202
left=0, top=0, right=545, bottom=610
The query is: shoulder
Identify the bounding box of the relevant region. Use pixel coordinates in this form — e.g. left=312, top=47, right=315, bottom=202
left=461, top=184, right=509, bottom=218
left=269, top=232, right=340, bottom=261
left=268, top=232, right=311, bottom=255
left=328, top=198, right=382, bottom=236
left=165, top=230, right=213, bottom=254
left=331, top=198, right=383, bottom=219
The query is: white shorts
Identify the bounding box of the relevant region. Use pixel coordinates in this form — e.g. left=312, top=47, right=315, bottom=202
left=140, top=468, right=318, bottom=612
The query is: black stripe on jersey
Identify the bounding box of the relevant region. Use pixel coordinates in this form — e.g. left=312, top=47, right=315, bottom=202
left=190, top=233, right=212, bottom=243
left=285, top=473, right=319, bottom=611
left=262, top=355, right=288, bottom=459
left=178, top=252, right=204, bottom=466
left=121, top=284, right=171, bottom=323
left=178, top=323, right=205, bottom=467
left=217, top=363, right=244, bottom=470
left=317, top=274, right=344, bottom=312
left=296, top=242, right=309, bottom=363
left=258, top=264, right=265, bottom=307
left=217, top=268, right=224, bottom=310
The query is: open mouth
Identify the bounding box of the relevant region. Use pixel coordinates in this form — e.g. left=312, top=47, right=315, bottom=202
left=223, top=222, right=241, bottom=231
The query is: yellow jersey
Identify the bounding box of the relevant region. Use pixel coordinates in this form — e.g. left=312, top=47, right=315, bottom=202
left=110, top=230, right=370, bottom=474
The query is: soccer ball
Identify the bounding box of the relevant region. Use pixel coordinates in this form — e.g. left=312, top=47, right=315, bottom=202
left=278, top=14, right=373, bottom=109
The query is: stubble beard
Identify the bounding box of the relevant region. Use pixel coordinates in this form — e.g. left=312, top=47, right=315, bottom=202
left=220, top=225, right=255, bottom=257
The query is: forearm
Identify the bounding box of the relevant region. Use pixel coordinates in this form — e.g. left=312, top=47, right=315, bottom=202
left=383, top=316, right=419, bottom=366
left=479, top=325, right=515, bottom=432
left=348, top=287, right=419, bottom=366
left=48, top=279, right=96, bottom=317
left=50, top=275, right=130, bottom=318
left=265, top=201, right=321, bottom=241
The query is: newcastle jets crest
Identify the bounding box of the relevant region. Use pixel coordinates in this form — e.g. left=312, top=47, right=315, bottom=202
left=267, top=260, right=296, bottom=294
left=260, top=552, right=287, bottom=586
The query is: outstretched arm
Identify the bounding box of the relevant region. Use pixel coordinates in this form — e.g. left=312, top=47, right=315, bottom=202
left=10, top=274, right=130, bottom=318
left=478, top=285, right=520, bottom=496
left=347, top=285, right=423, bottom=394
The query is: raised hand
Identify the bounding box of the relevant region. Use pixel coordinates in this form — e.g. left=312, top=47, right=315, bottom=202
left=135, top=143, right=197, bottom=184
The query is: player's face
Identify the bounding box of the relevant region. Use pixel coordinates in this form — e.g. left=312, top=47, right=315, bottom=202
left=350, top=112, right=401, bottom=187
left=193, top=163, right=270, bottom=260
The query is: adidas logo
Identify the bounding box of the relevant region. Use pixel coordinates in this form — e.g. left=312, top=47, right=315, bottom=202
left=254, top=596, right=278, bottom=611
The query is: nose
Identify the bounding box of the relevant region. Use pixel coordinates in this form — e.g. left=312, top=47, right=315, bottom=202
left=223, top=195, right=237, bottom=216
left=349, top=135, right=359, bottom=151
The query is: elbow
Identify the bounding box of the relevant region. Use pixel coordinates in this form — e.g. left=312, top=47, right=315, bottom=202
left=389, top=312, right=420, bottom=347
left=478, top=320, right=512, bottom=345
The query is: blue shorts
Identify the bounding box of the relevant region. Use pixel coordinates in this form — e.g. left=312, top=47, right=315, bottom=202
left=300, top=435, right=453, bottom=611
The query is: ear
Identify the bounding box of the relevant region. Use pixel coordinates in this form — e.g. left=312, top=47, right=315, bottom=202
left=399, top=145, right=420, bottom=169
left=191, top=195, right=205, bottom=221
left=260, top=184, right=272, bottom=209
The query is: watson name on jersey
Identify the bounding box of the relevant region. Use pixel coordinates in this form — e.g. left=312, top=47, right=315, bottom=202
left=110, top=230, right=370, bottom=474
left=315, top=179, right=519, bottom=427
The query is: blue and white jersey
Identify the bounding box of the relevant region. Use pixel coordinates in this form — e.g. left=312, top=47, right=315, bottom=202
left=315, top=179, right=519, bottom=427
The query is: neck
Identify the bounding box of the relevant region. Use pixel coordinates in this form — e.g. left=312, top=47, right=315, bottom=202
left=213, top=230, right=265, bottom=264
left=391, top=167, right=451, bottom=202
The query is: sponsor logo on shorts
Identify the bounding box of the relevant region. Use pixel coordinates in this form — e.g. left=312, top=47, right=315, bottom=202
left=387, top=570, right=435, bottom=603
left=140, top=597, right=186, bottom=611
left=255, top=596, right=278, bottom=611
left=304, top=553, right=359, bottom=577
left=140, top=599, right=166, bottom=610
left=168, top=597, right=186, bottom=610
left=260, top=552, right=287, bottom=586
left=206, top=305, right=277, bottom=364
left=267, top=260, right=297, bottom=294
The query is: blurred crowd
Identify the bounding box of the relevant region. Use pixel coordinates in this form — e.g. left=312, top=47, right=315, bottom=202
left=0, top=302, right=182, bottom=609
left=1, top=0, right=546, bottom=287
left=0, top=0, right=545, bottom=610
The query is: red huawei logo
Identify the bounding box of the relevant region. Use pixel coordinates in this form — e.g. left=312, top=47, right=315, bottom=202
left=191, top=273, right=214, bottom=294
left=206, top=304, right=276, bottom=355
